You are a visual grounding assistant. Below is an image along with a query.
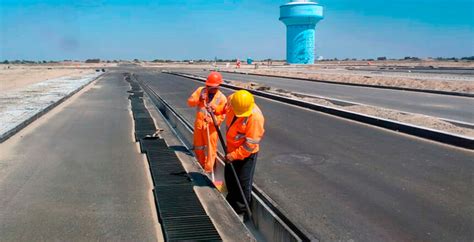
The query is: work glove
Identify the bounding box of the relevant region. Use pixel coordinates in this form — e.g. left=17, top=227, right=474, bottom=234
left=204, top=116, right=212, bottom=123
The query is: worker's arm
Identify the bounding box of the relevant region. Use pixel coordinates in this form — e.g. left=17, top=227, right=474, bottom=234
left=228, top=116, right=264, bottom=161
left=187, top=87, right=203, bottom=107
left=213, top=94, right=228, bottom=125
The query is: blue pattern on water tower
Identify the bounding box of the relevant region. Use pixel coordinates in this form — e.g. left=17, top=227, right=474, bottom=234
left=279, top=0, right=324, bottom=64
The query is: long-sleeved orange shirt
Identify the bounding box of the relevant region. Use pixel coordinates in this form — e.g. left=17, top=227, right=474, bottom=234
left=225, top=104, right=265, bottom=161
left=187, top=86, right=227, bottom=129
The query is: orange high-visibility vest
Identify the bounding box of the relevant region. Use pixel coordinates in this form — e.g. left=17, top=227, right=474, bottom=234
left=225, top=104, right=265, bottom=161
left=187, top=87, right=227, bottom=129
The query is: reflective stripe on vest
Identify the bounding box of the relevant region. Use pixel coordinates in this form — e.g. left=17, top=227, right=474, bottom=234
left=243, top=143, right=255, bottom=152
left=194, top=145, right=206, bottom=150
left=234, top=133, right=245, bottom=141
left=245, top=137, right=260, bottom=144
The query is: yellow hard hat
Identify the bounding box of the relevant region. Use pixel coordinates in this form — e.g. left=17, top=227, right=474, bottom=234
left=231, top=90, right=255, bottom=117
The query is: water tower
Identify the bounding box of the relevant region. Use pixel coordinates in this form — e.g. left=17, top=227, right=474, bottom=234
left=279, top=0, right=324, bottom=64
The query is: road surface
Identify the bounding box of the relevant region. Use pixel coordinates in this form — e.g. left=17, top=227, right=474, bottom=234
left=0, top=72, right=160, bottom=241
left=137, top=70, right=474, bottom=241
left=178, top=69, right=474, bottom=124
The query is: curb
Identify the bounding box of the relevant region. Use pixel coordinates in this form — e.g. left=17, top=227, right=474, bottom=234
left=166, top=71, right=474, bottom=150
left=217, top=70, right=474, bottom=98
left=0, top=74, right=104, bottom=143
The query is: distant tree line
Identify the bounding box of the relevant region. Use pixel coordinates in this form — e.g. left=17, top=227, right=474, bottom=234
left=2, top=56, right=473, bottom=65
left=152, top=59, right=174, bottom=63
left=320, top=56, right=474, bottom=61
left=436, top=56, right=474, bottom=61
left=1, top=60, right=59, bottom=64
left=85, top=58, right=101, bottom=63
left=149, top=58, right=286, bottom=63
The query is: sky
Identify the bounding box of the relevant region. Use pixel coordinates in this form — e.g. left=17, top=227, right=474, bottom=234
left=0, top=0, right=473, bottom=60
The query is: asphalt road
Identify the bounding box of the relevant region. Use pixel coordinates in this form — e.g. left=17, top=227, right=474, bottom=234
left=137, top=70, right=474, bottom=241
left=0, top=72, right=159, bottom=241
left=178, top=69, right=474, bottom=124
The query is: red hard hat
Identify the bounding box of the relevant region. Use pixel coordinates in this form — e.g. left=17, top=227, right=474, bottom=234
left=206, top=71, right=223, bottom=87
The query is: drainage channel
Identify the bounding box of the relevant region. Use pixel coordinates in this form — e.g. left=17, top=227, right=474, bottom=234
left=125, top=73, right=222, bottom=241
left=133, top=73, right=316, bottom=242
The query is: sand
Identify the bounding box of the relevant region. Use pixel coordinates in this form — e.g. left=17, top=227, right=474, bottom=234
left=0, top=64, right=113, bottom=92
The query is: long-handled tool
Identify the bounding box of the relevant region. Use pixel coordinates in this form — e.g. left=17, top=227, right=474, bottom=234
left=205, top=123, right=215, bottom=182
left=202, top=92, right=216, bottom=182
left=207, top=107, right=252, bottom=219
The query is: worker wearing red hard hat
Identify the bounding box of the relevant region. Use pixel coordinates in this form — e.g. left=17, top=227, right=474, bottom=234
left=187, top=71, right=227, bottom=173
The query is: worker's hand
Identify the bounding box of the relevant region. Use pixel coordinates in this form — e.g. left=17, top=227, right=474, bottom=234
left=225, top=154, right=234, bottom=163
left=204, top=116, right=212, bottom=123
left=206, top=105, right=215, bottom=113
left=199, top=92, right=206, bottom=101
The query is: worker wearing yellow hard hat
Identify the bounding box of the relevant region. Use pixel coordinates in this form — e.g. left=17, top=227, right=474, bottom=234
left=224, top=90, right=265, bottom=215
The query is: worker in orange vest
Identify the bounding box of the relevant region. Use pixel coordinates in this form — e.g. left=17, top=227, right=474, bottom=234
left=224, top=90, right=265, bottom=215
left=187, top=72, right=227, bottom=173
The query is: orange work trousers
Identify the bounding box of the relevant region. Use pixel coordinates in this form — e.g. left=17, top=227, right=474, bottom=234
left=193, top=122, right=218, bottom=172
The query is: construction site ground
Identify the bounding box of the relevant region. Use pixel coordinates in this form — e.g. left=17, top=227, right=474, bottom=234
left=1, top=63, right=473, bottom=241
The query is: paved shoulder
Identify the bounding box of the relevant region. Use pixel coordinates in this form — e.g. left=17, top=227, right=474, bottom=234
left=0, top=72, right=159, bottom=241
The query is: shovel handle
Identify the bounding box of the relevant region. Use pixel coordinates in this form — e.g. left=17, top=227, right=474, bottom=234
left=207, top=107, right=252, bottom=219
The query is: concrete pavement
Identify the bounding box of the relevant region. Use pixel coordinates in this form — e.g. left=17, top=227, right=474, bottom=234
left=0, top=72, right=161, bottom=241
left=178, top=69, right=474, bottom=124
left=138, top=71, right=474, bottom=241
